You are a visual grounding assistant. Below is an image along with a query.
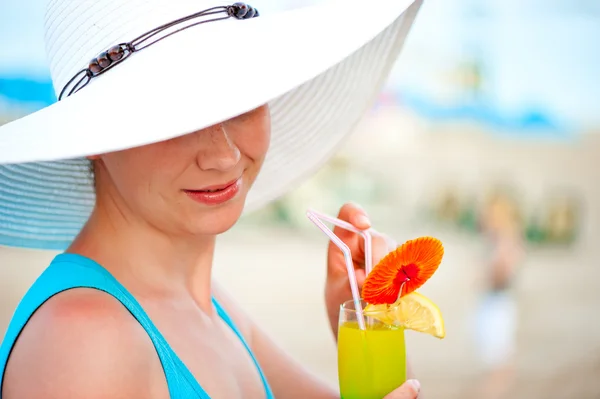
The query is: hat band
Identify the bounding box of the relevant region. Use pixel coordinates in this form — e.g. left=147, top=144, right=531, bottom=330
left=58, top=2, right=260, bottom=101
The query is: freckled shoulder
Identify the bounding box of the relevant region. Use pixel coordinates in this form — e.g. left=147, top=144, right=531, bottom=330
left=2, top=288, right=169, bottom=399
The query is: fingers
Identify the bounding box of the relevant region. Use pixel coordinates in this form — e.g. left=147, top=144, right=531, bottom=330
left=328, top=203, right=397, bottom=275
left=384, top=379, right=421, bottom=399
left=335, top=202, right=371, bottom=230
left=362, top=230, right=394, bottom=267
left=367, top=227, right=398, bottom=251
left=327, top=203, right=371, bottom=276
left=354, top=268, right=366, bottom=288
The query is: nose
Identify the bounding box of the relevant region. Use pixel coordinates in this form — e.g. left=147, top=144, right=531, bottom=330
left=195, top=123, right=241, bottom=172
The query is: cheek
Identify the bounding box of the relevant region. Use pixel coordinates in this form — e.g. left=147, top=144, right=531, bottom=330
left=253, top=127, right=271, bottom=160
left=239, top=120, right=271, bottom=162
left=101, top=154, right=148, bottom=197
left=101, top=147, right=177, bottom=194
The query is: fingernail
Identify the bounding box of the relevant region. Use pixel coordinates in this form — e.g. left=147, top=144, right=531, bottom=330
left=356, top=214, right=371, bottom=227
left=408, top=379, right=421, bottom=393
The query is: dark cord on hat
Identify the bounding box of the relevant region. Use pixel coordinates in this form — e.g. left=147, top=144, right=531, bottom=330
left=58, top=2, right=259, bottom=101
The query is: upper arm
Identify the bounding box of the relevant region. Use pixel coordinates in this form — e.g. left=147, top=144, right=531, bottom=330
left=2, top=289, right=168, bottom=399
left=212, top=283, right=338, bottom=399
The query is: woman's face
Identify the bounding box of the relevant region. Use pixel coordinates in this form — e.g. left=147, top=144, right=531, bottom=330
left=91, top=105, right=270, bottom=236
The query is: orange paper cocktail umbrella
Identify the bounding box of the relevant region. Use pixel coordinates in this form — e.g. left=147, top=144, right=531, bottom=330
left=362, top=237, right=444, bottom=305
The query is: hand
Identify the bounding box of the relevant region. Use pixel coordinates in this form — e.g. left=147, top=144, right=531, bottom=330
left=384, top=379, right=421, bottom=398
left=324, top=202, right=396, bottom=338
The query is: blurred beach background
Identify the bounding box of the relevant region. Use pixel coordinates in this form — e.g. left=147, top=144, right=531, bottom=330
left=1, top=0, right=599, bottom=398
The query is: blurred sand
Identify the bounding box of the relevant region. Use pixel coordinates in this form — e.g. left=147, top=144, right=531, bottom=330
left=1, top=222, right=599, bottom=398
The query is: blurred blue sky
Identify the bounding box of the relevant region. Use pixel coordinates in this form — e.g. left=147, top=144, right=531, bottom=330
left=1, top=0, right=599, bottom=133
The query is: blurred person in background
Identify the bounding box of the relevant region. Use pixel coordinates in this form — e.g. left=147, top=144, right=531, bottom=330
left=0, top=0, right=425, bottom=398
left=470, top=189, right=525, bottom=399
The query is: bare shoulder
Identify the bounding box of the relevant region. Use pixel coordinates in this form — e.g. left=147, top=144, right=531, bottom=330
left=2, top=288, right=169, bottom=399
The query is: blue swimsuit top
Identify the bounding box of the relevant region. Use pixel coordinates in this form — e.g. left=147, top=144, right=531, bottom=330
left=0, top=253, right=275, bottom=398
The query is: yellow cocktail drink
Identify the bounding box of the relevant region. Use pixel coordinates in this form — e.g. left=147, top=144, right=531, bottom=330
left=338, top=320, right=406, bottom=399
left=335, top=237, right=446, bottom=398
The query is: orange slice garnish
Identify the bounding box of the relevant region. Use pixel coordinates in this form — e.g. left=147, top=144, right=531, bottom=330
left=362, top=237, right=444, bottom=305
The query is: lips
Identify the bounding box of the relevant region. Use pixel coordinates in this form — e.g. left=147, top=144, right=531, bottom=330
left=183, top=177, right=242, bottom=206
left=192, top=178, right=239, bottom=193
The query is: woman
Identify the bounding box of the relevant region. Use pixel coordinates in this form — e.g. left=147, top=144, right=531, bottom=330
left=0, top=0, right=423, bottom=397
left=470, top=191, right=525, bottom=399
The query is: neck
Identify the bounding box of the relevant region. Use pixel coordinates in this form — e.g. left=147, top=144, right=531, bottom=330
left=68, top=197, right=217, bottom=312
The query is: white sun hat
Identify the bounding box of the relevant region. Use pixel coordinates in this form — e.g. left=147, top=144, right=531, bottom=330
left=0, top=0, right=422, bottom=250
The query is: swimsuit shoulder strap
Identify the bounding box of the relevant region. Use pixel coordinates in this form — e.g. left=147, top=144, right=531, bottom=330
left=0, top=253, right=196, bottom=398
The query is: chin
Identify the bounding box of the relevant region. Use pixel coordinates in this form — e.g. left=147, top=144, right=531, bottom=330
left=188, top=198, right=246, bottom=236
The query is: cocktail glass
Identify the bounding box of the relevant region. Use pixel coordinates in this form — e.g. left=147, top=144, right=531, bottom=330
left=305, top=208, right=406, bottom=398
left=338, top=299, right=406, bottom=399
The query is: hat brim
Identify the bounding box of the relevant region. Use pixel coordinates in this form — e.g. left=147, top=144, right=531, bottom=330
left=0, top=0, right=422, bottom=249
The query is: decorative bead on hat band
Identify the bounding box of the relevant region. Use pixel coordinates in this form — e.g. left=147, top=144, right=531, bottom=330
left=58, top=2, right=259, bottom=101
